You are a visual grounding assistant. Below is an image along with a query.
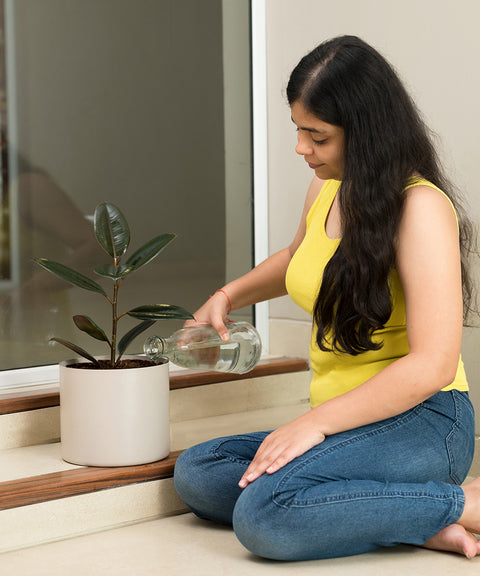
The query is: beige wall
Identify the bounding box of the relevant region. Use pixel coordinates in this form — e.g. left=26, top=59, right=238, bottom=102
left=265, top=0, right=480, bottom=426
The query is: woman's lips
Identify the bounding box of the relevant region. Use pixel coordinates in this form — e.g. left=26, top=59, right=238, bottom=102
left=307, top=162, right=323, bottom=169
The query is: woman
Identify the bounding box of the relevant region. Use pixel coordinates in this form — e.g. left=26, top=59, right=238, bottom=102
left=174, top=35, right=480, bottom=560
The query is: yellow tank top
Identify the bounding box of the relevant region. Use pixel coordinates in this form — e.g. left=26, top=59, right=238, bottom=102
left=286, top=178, right=468, bottom=408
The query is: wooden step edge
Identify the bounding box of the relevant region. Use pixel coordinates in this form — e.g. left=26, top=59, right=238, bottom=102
left=0, top=450, right=183, bottom=512
left=0, top=357, right=309, bottom=416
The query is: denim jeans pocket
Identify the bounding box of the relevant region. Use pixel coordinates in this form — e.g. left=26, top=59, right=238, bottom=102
left=445, top=390, right=475, bottom=484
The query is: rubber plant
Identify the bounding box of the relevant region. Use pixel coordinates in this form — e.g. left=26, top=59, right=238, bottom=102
left=33, top=202, right=193, bottom=368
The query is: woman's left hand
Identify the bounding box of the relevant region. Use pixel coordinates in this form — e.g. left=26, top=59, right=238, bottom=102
left=238, top=411, right=326, bottom=488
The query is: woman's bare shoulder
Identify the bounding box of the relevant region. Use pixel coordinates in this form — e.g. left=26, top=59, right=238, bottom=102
left=304, top=177, right=327, bottom=213
left=402, top=183, right=457, bottom=230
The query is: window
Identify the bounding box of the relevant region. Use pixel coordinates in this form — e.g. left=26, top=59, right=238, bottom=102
left=0, top=0, right=255, bottom=378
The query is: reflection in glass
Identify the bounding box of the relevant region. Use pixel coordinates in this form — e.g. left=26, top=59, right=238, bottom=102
left=0, top=0, right=253, bottom=371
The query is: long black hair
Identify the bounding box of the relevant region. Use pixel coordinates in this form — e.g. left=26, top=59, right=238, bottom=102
left=286, top=35, right=475, bottom=355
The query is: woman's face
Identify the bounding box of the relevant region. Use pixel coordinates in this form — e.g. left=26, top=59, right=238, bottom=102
left=291, top=101, right=345, bottom=181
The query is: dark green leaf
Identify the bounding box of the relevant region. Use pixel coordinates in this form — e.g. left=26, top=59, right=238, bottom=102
left=94, top=202, right=130, bottom=260
left=33, top=258, right=107, bottom=295
left=50, top=337, right=101, bottom=367
left=73, top=315, right=110, bottom=343
left=117, top=319, right=156, bottom=359
left=94, top=263, right=129, bottom=280
left=122, top=234, right=177, bottom=275
left=127, top=304, right=194, bottom=321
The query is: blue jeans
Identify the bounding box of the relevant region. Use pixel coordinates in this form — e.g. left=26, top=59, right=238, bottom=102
left=174, top=390, right=475, bottom=561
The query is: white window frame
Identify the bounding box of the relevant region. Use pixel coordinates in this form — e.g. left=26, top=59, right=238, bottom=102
left=0, top=0, right=269, bottom=390
left=251, top=0, right=269, bottom=352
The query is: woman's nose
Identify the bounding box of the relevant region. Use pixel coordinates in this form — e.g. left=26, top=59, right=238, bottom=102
left=295, top=132, right=313, bottom=156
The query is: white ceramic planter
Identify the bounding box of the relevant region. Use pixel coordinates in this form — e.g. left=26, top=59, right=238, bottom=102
left=59, top=356, right=170, bottom=467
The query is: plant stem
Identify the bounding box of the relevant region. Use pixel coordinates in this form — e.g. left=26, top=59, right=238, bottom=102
left=111, top=280, right=120, bottom=366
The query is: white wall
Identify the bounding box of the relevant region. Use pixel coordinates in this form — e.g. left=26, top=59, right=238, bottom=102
left=265, top=0, right=480, bottom=426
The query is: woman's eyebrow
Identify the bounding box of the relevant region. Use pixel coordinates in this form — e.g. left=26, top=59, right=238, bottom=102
left=291, top=116, right=328, bottom=134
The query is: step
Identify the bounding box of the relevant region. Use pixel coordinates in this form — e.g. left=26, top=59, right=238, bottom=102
left=0, top=404, right=310, bottom=553
left=0, top=358, right=311, bottom=552
left=0, top=357, right=310, bottom=450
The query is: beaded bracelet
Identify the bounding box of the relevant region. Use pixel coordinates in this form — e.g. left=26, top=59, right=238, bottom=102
left=214, top=289, right=232, bottom=314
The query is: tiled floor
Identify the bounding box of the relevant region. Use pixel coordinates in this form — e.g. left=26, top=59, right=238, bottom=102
left=1, top=512, right=479, bottom=575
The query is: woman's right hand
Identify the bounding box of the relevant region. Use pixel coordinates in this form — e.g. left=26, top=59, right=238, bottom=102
left=184, top=289, right=232, bottom=340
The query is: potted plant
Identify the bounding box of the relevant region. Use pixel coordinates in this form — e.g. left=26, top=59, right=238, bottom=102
left=34, top=202, right=193, bottom=467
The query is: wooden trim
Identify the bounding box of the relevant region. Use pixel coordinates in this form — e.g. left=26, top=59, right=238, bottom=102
left=0, top=357, right=309, bottom=415
left=0, top=389, right=60, bottom=415
left=0, top=450, right=182, bottom=511
left=169, top=357, right=309, bottom=389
